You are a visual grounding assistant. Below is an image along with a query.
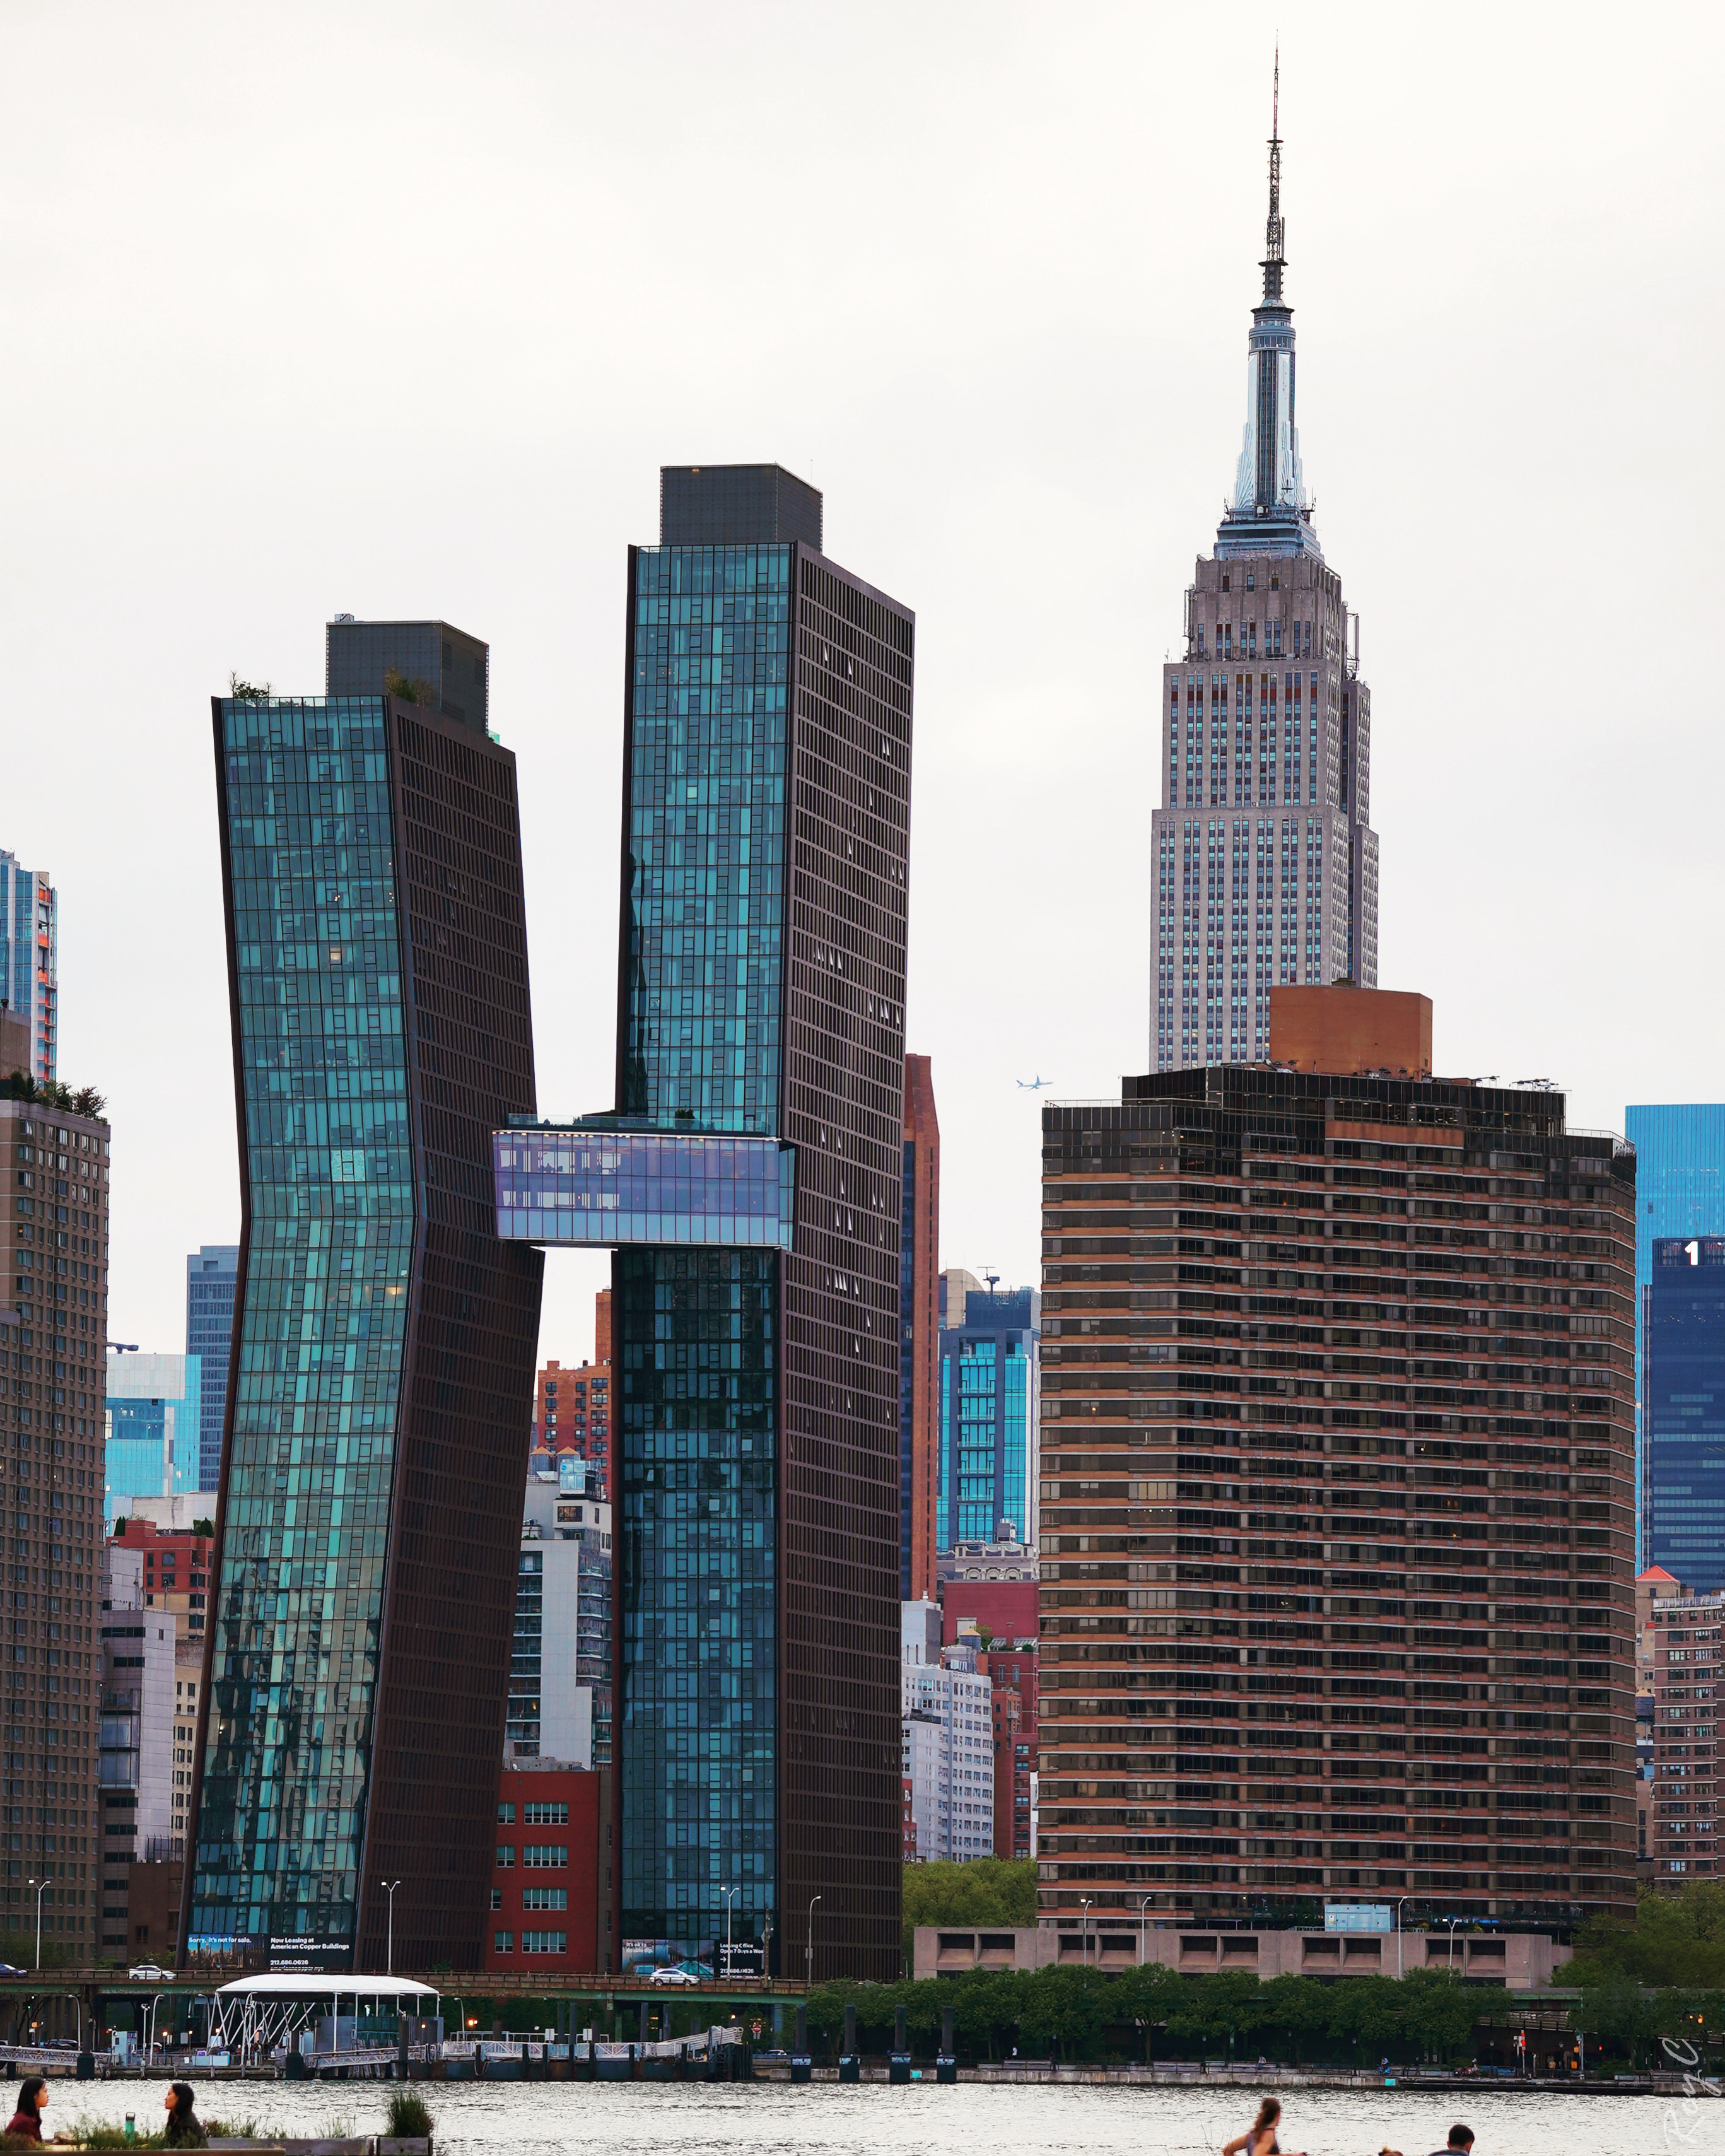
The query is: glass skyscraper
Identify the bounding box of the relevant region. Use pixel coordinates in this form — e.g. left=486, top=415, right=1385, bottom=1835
left=498, top=466, right=913, bottom=1979
left=105, top=1350, right=202, bottom=1523
left=1625, top=1105, right=1725, bottom=1571
left=190, top=648, right=542, bottom=1974
left=185, top=1246, right=238, bottom=1494
left=935, top=1283, right=1038, bottom=1549
left=1642, top=1236, right=1725, bottom=1595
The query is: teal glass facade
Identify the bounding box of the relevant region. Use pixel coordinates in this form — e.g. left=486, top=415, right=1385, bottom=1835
left=193, top=695, right=415, bottom=1963
left=1625, top=1105, right=1725, bottom=1570
left=513, top=472, right=915, bottom=1980
left=616, top=1248, right=776, bottom=1964
left=616, top=542, right=790, bottom=1967
left=936, top=1288, right=1038, bottom=1549
left=620, top=546, right=789, bottom=1132
left=197, top=682, right=542, bottom=1974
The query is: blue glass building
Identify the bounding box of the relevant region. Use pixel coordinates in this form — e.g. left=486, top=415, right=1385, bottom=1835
left=0, top=848, right=55, bottom=1082
left=935, top=1284, right=1038, bottom=1549
left=1643, top=1236, right=1725, bottom=1593
left=105, top=1350, right=202, bottom=1524
left=185, top=1245, right=238, bottom=1494
left=191, top=650, right=542, bottom=1974
left=498, top=466, right=913, bottom=1979
left=1625, top=1105, right=1725, bottom=1569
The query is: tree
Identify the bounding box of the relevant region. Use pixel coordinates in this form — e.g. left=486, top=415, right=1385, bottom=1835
left=1398, top=1969, right=1490, bottom=2064
left=1016, top=1964, right=1111, bottom=2061
left=383, top=667, right=437, bottom=706
left=901, top=1857, right=1036, bottom=1968
left=1570, top=1882, right=1725, bottom=1990
left=1257, top=1972, right=1331, bottom=2065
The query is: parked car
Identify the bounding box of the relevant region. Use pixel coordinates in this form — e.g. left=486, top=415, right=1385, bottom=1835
left=129, top=1962, right=169, bottom=1981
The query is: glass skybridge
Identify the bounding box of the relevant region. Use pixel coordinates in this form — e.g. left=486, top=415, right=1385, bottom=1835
left=493, top=1118, right=795, bottom=1250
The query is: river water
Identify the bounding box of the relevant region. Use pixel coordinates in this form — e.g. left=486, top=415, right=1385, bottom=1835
left=49, top=2078, right=1724, bottom=2156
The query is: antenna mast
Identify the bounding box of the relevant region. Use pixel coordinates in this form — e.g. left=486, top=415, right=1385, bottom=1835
left=1263, top=43, right=1285, bottom=305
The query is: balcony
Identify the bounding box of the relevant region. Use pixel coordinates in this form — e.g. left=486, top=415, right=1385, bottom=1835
left=494, top=1118, right=795, bottom=1251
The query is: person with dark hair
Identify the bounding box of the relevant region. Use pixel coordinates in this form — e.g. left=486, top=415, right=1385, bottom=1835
left=5, top=2077, right=47, bottom=2140
left=1425, top=2130, right=1473, bottom=2156
left=1223, top=2096, right=1281, bottom=2156
left=163, top=2085, right=206, bottom=2150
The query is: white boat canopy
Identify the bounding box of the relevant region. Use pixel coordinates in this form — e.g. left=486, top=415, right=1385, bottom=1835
left=209, top=1974, right=440, bottom=2059
left=215, top=1974, right=439, bottom=2001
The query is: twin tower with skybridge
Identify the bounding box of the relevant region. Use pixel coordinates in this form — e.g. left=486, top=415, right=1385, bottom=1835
left=189, top=466, right=912, bottom=1985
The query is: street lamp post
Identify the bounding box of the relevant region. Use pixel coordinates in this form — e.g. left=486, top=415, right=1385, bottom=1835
left=1080, top=1898, right=1092, bottom=1967
left=380, top=1880, right=402, bottom=1976
left=1394, top=1895, right=1412, bottom=1979
left=722, top=1887, right=739, bottom=1974
left=1447, top=1917, right=1461, bottom=1971
left=805, top=1895, right=822, bottom=1988
left=27, top=1878, right=51, bottom=1971
left=1138, top=1897, right=1153, bottom=1967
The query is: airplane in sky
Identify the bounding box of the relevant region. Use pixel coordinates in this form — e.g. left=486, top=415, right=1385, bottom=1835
left=1016, top=1075, right=1051, bottom=1091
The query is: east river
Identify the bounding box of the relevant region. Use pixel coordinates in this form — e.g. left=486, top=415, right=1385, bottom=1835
left=50, top=2078, right=1724, bottom=2156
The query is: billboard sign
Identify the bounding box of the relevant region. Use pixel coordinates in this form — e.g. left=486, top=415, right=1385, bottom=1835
left=1323, top=1903, right=1393, bottom=1935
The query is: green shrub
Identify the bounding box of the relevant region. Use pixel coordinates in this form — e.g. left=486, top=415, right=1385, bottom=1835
left=384, top=2094, right=434, bottom=2140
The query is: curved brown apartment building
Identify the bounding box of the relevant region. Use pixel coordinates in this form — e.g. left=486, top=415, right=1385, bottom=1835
left=1036, top=985, right=1637, bottom=1941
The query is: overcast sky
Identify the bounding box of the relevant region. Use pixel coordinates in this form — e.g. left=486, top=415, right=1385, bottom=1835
left=3, top=2, right=1720, bottom=1367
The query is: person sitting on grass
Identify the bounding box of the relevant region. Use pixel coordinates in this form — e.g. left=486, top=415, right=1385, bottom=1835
left=164, top=2083, right=207, bottom=2149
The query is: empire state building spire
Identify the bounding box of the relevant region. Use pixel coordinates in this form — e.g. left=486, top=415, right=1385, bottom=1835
left=1222, top=50, right=1316, bottom=555
left=1152, top=64, right=1380, bottom=1070
left=1261, top=47, right=1285, bottom=308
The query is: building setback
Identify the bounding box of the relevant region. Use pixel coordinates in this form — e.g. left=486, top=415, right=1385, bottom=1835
left=493, top=464, right=912, bottom=1978
left=185, top=1247, right=239, bottom=1495
left=1642, top=1238, right=1725, bottom=1595
left=901, top=1053, right=941, bottom=1603
left=1038, top=986, right=1637, bottom=1934
left=189, top=652, right=542, bottom=1972
left=0, top=1095, right=108, bottom=1957
left=1152, top=105, right=1379, bottom=1072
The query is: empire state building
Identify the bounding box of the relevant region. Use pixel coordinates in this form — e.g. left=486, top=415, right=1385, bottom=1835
left=1151, top=101, right=1378, bottom=1070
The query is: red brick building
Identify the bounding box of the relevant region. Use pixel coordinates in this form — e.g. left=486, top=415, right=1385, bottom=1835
left=484, top=1763, right=612, bottom=1973
left=1649, top=1585, right=1721, bottom=1884
left=535, top=1294, right=613, bottom=1496
left=945, top=1582, right=1039, bottom=1861
left=110, top=1514, right=214, bottom=1638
